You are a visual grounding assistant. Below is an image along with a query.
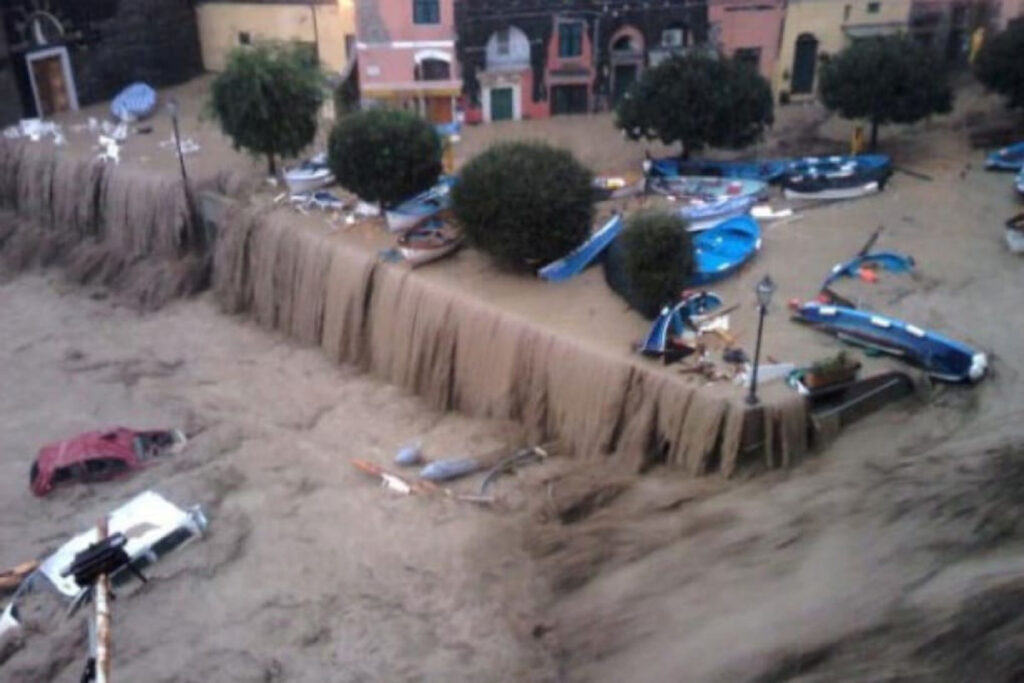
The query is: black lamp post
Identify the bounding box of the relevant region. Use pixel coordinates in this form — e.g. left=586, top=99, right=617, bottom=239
left=746, top=275, right=776, bottom=406
left=166, top=99, right=205, bottom=249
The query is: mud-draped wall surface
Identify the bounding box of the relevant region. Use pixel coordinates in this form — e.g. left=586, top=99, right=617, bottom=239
left=0, top=140, right=244, bottom=308
left=0, top=138, right=809, bottom=473
left=213, top=206, right=810, bottom=474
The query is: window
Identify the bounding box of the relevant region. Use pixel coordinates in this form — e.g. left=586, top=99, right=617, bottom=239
left=238, top=31, right=251, bottom=46
left=662, top=28, right=685, bottom=47
left=612, top=35, right=633, bottom=51
left=413, top=0, right=440, bottom=24
left=558, top=22, right=584, bottom=58
left=867, top=1, right=881, bottom=13
left=735, top=47, right=761, bottom=71
left=417, top=58, right=450, bottom=81
left=497, top=27, right=510, bottom=55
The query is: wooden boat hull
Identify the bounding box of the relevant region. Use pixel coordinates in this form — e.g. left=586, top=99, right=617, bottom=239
left=386, top=177, right=457, bottom=233
left=396, top=221, right=462, bottom=267
left=284, top=168, right=334, bottom=194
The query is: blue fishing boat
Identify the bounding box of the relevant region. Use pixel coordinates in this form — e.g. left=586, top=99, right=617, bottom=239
left=679, top=195, right=757, bottom=232
left=648, top=157, right=790, bottom=183
left=538, top=214, right=623, bottom=282
left=820, top=251, right=915, bottom=290
left=385, top=176, right=457, bottom=233
left=110, top=83, right=157, bottom=122
left=691, top=216, right=762, bottom=286
left=637, top=292, right=723, bottom=357
left=650, top=175, right=767, bottom=202
left=985, top=141, right=1024, bottom=171
left=792, top=302, right=988, bottom=383
left=785, top=154, right=892, bottom=176
left=782, top=166, right=889, bottom=200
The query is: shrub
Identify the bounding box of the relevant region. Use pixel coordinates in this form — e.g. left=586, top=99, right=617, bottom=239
left=603, top=211, right=694, bottom=319
left=616, top=53, right=774, bottom=157
left=209, top=42, right=325, bottom=175
left=328, top=109, right=442, bottom=208
left=975, top=19, right=1024, bottom=111
left=452, top=142, right=593, bottom=271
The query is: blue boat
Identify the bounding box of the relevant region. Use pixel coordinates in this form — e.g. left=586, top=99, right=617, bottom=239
left=678, top=195, right=757, bottom=232
left=110, top=82, right=157, bottom=122
left=821, top=251, right=915, bottom=290
left=649, top=157, right=790, bottom=183
left=785, top=154, right=892, bottom=176
left=538, top=214, right=623, bottom=282
left=385, top=176, right=457, bottom=233
left=1016, top=166, right=1024, bottom=196
left=985, top=141, right=1024, bottom=171
left=792, top=302, right=988, bottom=383
left=691, top=216, right=762, bottom=286
left=638, top=292, right=723, bottom=357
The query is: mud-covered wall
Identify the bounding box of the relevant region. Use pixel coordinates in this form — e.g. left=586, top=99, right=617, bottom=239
left=212, top=206, right=809, bottom=474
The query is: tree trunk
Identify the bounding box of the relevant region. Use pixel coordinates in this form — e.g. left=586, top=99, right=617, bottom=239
left=870, top=118, right=880, bottom=152
left=267, top=153, right=277, bottom=176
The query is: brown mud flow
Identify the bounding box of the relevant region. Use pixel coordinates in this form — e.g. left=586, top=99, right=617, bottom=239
left=213, top=204, right=808, bottom=474
left=0, top=140, right=244, bottom=310
left=0, top=136, right=810, bottom=473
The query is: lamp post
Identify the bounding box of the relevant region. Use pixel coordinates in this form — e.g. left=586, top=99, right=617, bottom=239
left=746, top=275, right=776, bottom=406
left=166, top=99, right=204, bottom=249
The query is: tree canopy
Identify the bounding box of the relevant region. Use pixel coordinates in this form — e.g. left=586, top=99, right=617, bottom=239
left=819, top=36, right=953, bottom=149
left=327, top=109, right=442, bottom=209
left=615, top=53, right=774, bottom=157
left=452, top=142, right=593, bottom=271
left=974, top=19, right=1024, bottom=111
left=208, top=42, right=325, bottom=175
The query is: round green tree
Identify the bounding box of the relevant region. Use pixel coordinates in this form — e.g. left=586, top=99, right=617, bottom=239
left=975, top=19, right=1024, bottom=111
left=328, top=109, right=442, bottom=208
left=616, top=53, right=774, bottom=158
left=209, top=42, right=325, bottom=175
left=603, top=211, right=694, bottom=319
left=819, top=36, right=953, bottom=150
left=452, top=142, right=593, bottom=271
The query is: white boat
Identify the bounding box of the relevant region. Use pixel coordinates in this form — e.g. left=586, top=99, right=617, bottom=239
left=284, top=154, right=334, bottom=194
left=783, top=180, right=880, bottom=201
left=397, top=221, right=462, bottom=267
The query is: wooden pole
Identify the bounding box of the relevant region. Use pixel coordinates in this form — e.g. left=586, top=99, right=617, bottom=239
left=95, top=517, right=112, bottom=683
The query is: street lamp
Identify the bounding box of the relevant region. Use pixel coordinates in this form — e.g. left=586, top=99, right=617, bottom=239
left=166, top=98, right=205, bottom=249
left=746, top=275, right=777, bottom=406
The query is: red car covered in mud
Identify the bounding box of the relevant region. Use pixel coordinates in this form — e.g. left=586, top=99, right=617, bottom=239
left=30, top=428, right=186, bottom=497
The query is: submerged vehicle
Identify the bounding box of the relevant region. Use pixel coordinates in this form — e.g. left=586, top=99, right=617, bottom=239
left=30, top=427, right=186, bottom=497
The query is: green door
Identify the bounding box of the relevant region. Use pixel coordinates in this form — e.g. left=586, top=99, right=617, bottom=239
left=490, top=87, right=514, bottom=121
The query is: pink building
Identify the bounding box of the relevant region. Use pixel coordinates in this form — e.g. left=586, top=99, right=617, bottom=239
left=356, top=0, right=461, bottom=123
left=709, top=0, right=786, bottom=81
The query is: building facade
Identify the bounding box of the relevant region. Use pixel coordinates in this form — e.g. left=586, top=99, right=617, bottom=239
left=454, top=0, right=708, bottom=122
left=710, top=0, right=786, bottom=82
left=774, top=0, right=912, bottom=100
left=355, top=0, right=461, bottom=123
left=908, top=0, right=998, bottom=64
left=195, top=0, right=357, bottom=74
left=0, top=8, right=23, bottom=126
left=0, top=0, right=202, bottom=120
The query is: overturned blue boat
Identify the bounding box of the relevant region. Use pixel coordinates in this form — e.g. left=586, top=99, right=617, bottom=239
left=820, top=251, right=915, bottom=290
left=385, top=176, right=457, bottom=233
left=538, top=214, right=623, bottom=282
left=985, top=141, right=1024, bottom=171
left=792, top=302, right=988, bottom=383
left=691, top=215, right=762, bottom=286
left=111, top=82, right=157, bottom=122
left=638, top=292, right=724, bottom=357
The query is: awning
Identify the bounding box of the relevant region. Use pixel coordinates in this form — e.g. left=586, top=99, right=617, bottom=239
left=842, top=22, right=906, bottom=39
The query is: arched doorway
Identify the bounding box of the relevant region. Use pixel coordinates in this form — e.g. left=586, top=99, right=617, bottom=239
left=609, top=26, right=644, bottom=105
left=791, top=33, right=819, bottom=94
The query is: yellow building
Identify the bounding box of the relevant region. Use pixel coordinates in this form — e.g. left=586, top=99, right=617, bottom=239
left=774, top=0, right=912, bottom=100
left=196, top=0, right=356, bottom=73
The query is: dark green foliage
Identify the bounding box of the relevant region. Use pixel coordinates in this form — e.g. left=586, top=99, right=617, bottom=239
left=819, top=36, right=953, bottom=149
left=975, top=19, right=1024, bottom=110
left=603, top=211, right=694, bottom=319
left=615, top=53, right=774, bottom=156
left=451, top=142, right=593, bottom=271
left=209, top=42, right=325, bottom=175
left=327, top=109, right=442, bottom=208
